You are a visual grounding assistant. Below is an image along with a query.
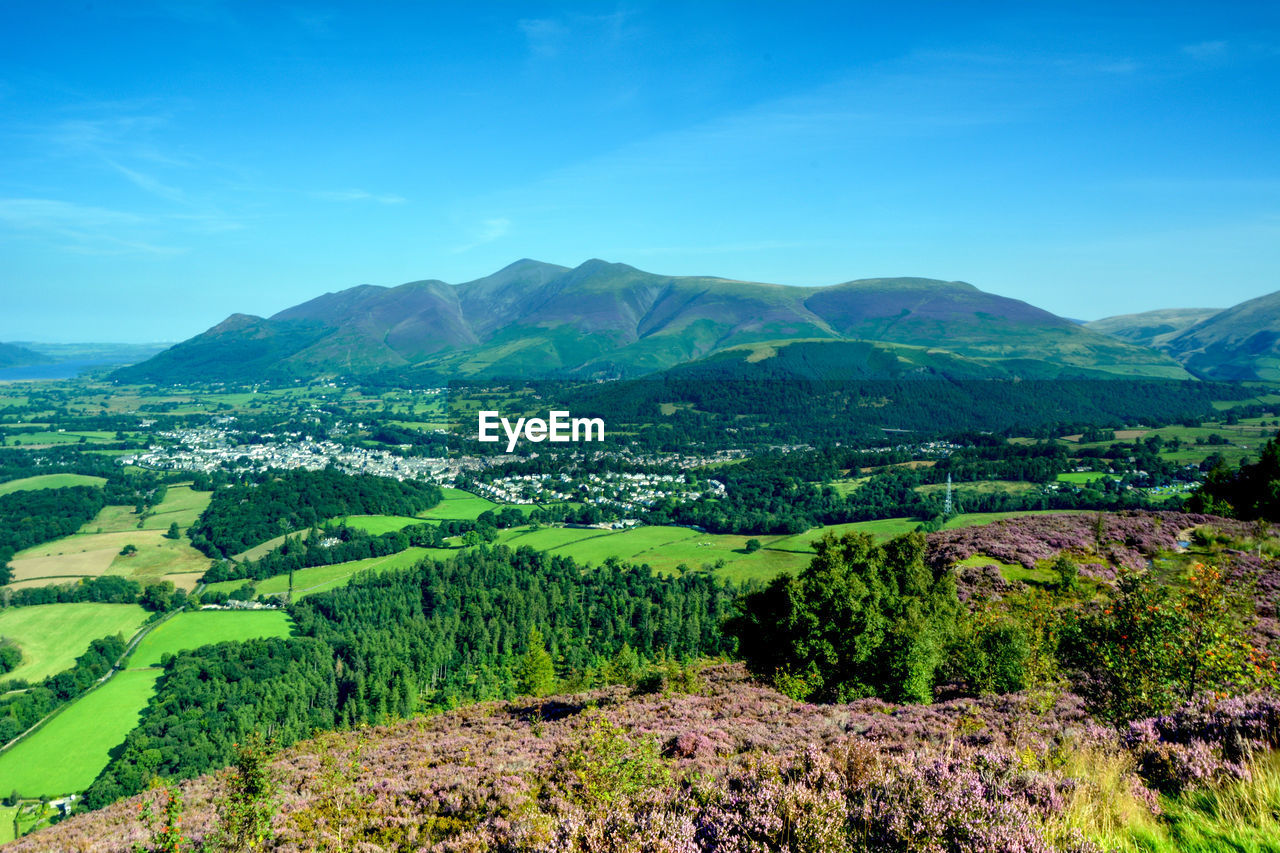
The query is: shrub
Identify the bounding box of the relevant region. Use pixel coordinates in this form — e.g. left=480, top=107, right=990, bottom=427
left=728, top=532, right=960, bottom=703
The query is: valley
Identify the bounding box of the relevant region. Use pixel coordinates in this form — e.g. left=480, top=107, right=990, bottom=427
left=4, top=284, right=1280, bottom=848
left=0, top=367, right=1277, bottom=843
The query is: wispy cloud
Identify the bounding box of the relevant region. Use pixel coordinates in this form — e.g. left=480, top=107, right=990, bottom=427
left=519, top=18, right=569, bottom=58
left=0, top=198, right=141, bottom=228
left=310, top=189, right=407, bottom=204
left=519, top=7, right=638, bottom=59
left=13, top=107, right=250, bottom=241
left=106, top=159, right=188, bottom=203
left=290, top=6, right=338, bottom=37
left=1183, top=40, right=1228, bottom=60
left=451, top=217, right=511, bottom=254
left=0, top=197, right=185, bottom=255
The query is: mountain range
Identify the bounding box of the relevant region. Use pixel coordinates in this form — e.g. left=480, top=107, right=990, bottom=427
left=113, top=259, right=1194, bottom=384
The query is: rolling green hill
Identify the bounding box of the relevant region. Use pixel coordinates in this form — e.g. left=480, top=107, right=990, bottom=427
left=114, top=259, right=1191, bottom=384
left=1085, top=308, right=1222, bottom=349
left=1158, top=290, right=1280, bottom=380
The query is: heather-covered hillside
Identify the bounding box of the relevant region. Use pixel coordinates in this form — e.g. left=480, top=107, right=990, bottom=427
left=15, top=664, right=1280, bottom=852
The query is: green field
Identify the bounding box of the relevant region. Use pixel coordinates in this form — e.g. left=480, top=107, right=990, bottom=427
left=206, top=547, right=439, bottom=599
left=335, top=514, right=426, bottom=535
left=0, top=474, right=107, bottom=496
left=141, top=485, right=212, bottom=530
left=80, top=485, right=211, bottom=534
left=417, top=487, right=501, bottom=520
left=0, top=669, right=160, bottom=796
left=128, top=610, right=294, bottom=668
left=0, top=603, right=148, bottom=686
left=0, top=430, right=114, bottom=447
left=1055, top=471, right=1114, bottom=484
left=232, top=490, right=523, bottom=560
left=0, top=805, right=14, bottom=844
left=828, top=478, right=869, bottom=495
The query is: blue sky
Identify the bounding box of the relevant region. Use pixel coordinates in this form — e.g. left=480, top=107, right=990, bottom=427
left=1, top=1, right=1278, bottom=342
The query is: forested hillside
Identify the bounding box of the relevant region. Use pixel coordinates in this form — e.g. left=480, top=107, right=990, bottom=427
left=187, top=469, right=442, bottom=557
left=82, top=545, right=735, bottom=808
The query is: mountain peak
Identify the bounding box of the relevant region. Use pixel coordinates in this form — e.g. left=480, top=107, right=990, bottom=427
left=575, top=258, right=637, bottom=275
left=210, top=313, right=265, bottom=332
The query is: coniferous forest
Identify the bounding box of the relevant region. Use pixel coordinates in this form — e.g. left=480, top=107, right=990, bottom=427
left=82, top=545, right=734, bottom=809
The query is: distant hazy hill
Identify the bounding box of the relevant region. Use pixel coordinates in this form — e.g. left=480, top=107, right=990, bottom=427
left=1085, top=308, right=1223, bottom=349
left=0, top=342, right=50, bottom=368
left=115, top=259, right=1190, bottom=383
left=1158, top=290, right=1280, bottom=380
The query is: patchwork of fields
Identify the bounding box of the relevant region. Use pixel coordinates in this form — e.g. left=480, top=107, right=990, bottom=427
left=0, top=474, right=1110, bottom=807
left=0, top=609, right=295, bottom=798
left=6, top=485, right=212, bottom=590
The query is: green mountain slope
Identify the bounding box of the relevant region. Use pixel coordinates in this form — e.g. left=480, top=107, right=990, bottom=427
left=1085, top=308, right=1222, bottom=349
left=1160, top=290, right=1280, bottom=380
left=114, top=259, right=1191, bottom=383
left=657, top=338, right=1157, bottom=382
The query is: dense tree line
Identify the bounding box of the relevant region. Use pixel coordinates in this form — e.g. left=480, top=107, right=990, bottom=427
left=0, top=635, right=127, bottom=743
left=0, top=640, right=20, bottom=675
left=84, top=545, right=736, bottom=808
left=1, top=575, right=143, bottom=608
left=0, top=486, right=105, bottom=575
left=544, top=378, right=1227, bottom=451
left=188, top=468, right=443, bottom=557
left=0, top=447, right=120, bottom=484
left=202, top=525, right=417, bottom=584
left=81, top=637, right=335, bottom=809
left=1189, top=432, right=1280, bottom=519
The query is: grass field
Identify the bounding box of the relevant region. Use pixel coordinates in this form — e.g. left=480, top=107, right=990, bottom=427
left=0, top=430, right=114, bottom=447
left=234, top=530, right=299, bottom=562
left=140, top=485, right=211, bottom=531
left=828, top=478, right=869, bottom=495
left=0, top=805, right=14, bottom=844
left=335, top=514, right=426, bottom=535
left=205, top=547, right=440, bottom=599
left=0, top=603, right=148, bottom=686
left=0, top=669, right=160, bottom=796
left=0, top=474, right=106, bottom=496
left=1056, top=472, right=1115, bottom=484
left=128, top=610, right=294, bottom=668
left=918, top=479, right=1039, bottom=495
left=232, top=489, right=523, bottom=560
left=9, top=528, right=212, bottom=587
left=79, top=486, right=211, bottom=535
left=417, top=487, right=501, bottom=520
